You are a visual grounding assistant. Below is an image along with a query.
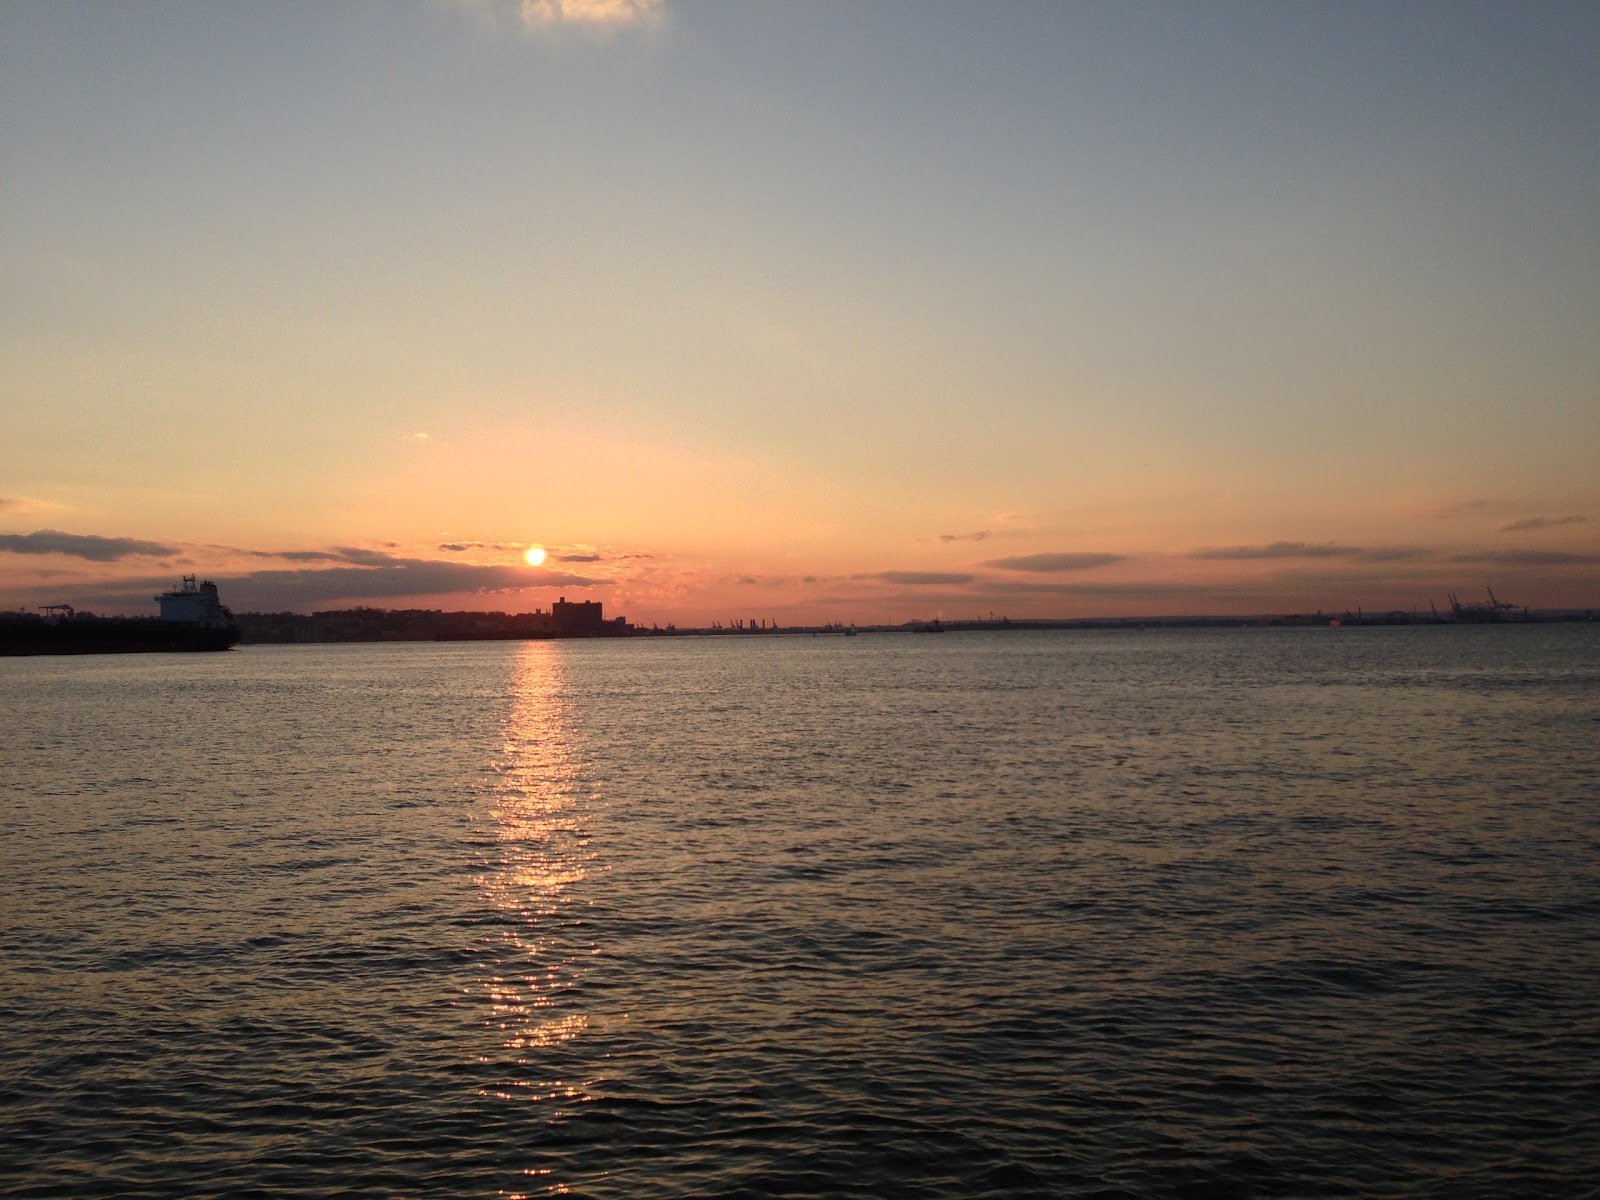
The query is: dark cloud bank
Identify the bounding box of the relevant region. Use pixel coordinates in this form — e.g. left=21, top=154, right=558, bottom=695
left=67, top=546, right=603, bottom=612
left=0, top=529, right=179, bottom=561
left=227, top=562, right=597, bottom=609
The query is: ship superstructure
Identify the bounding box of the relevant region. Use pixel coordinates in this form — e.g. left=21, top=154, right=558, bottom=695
left=156, top=576, right=236, bottom=628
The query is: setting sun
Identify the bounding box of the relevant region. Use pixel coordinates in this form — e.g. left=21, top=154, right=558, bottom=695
left=524, top=547, right=546, bottom=567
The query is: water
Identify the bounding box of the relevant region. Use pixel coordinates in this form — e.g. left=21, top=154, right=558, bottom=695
left=2, top=626, right=1597, bottom=1198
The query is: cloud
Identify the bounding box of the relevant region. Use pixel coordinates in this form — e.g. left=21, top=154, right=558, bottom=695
left=0, top=529, right=179, bottom=562
left=1451, top=550, right=1600, bottom=567
left=1192, top=541, right=1358, bottom=560
left=255, top=549, right=351, bottom=562
left=985, top=580, right=1218, bottom=600
left=436, top=540, right=530, bottom=553
left=1432, top=499, right=1491, bottom=519
left=1186, top=543, right=1428, bottom=564
left=0, top=495, right=68, bottom=517
left=938, top=530, right=991, bottom=543
left=322, top=546, right=401, bottom=567
left=48, top=542, right=605, bottom=612
left=247, top=545, right=412, bottom=566
left=1498, top=515, right=1587, bottom=533
left=1355, top=547, right=1433, bottom=562
left=863, top=571, right=976, bottom=586
left=519, top=0, right=662, bottom=27
left=985, top=552, right=1124, bottom=572
left=435, top=541, right=646, bottom=565
left=224, top=558, right=604, bottom=610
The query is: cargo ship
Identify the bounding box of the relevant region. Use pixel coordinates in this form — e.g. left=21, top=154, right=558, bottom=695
left=0, top=576, right=241, bottom=656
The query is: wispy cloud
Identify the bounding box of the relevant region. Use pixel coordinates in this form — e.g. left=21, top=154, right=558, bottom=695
left=247, top=549, right=357, bottom=563
left=1498, top=515, right=1587, bottom=533
left=1432, top=499, right=1491, bottom=519
left=437, top=540, right=527, bottom=553
left=1452, top=550, right=1600, bottom=567
left=436, top=540, right=612, bottom=563
left=862, top=571, right=976, bottom=586
left=0, top=495, right=64, bottom=516
left=938, top=530, right=991, bottom=543
left=1355, top=547, right=1433, bottom=563
left=985, top=579, right=1218, bottom=600
left=0, top=529, right=179, bottom=562
left=984, top=552, right=1124, bottom=572
left=1192, top=541, right=1358, bottom=560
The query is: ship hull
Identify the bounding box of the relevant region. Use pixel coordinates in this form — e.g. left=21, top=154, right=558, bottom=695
left=0, top=618, right=241, bottom=656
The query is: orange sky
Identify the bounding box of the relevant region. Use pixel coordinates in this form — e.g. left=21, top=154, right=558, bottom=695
left=3, top=2, right=1597, bottom=623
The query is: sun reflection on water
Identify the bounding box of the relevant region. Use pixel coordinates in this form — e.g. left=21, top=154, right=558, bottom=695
left=475, top=643, right=599, bottom=1120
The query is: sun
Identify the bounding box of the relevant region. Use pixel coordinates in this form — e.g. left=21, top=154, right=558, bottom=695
left=524, top=547, right=547, bottom=567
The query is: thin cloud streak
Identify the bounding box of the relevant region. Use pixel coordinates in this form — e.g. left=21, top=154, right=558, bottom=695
left=1192, top=542, right=1358, bottom=561
left=1432, top=500, right=1492, bottom=519
left=985, top=552, right=1124, bottom=572
left=863, top=571, right=976, bottom=586
left=1356, top=547, right=1433, bottom=563
left=984, top=579, right=1219, bottom=600
left=1499, top=515, right=1587, bottom=533
left=0, top=496, right=63, bottom=516
left=1452, top=550, right=1600, bottom=567
left=438, top=540, right=527, bottom=553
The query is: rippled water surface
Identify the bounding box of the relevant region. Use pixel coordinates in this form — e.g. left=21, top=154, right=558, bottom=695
left=3, top=627, right=1598, bottom=1198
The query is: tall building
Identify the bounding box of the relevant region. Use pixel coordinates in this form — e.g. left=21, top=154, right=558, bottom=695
left=552, top=596, right=604, bottom=634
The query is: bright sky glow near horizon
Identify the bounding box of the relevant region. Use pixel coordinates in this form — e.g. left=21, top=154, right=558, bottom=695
left=3, top=0, right=1597, bottom=625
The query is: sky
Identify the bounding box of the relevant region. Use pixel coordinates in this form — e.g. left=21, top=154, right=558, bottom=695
left=3, top=0, right=1597, bottom=625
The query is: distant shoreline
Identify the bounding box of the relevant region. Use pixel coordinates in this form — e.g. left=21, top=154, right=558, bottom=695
left=226, top=607, right=1597, bottom=645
